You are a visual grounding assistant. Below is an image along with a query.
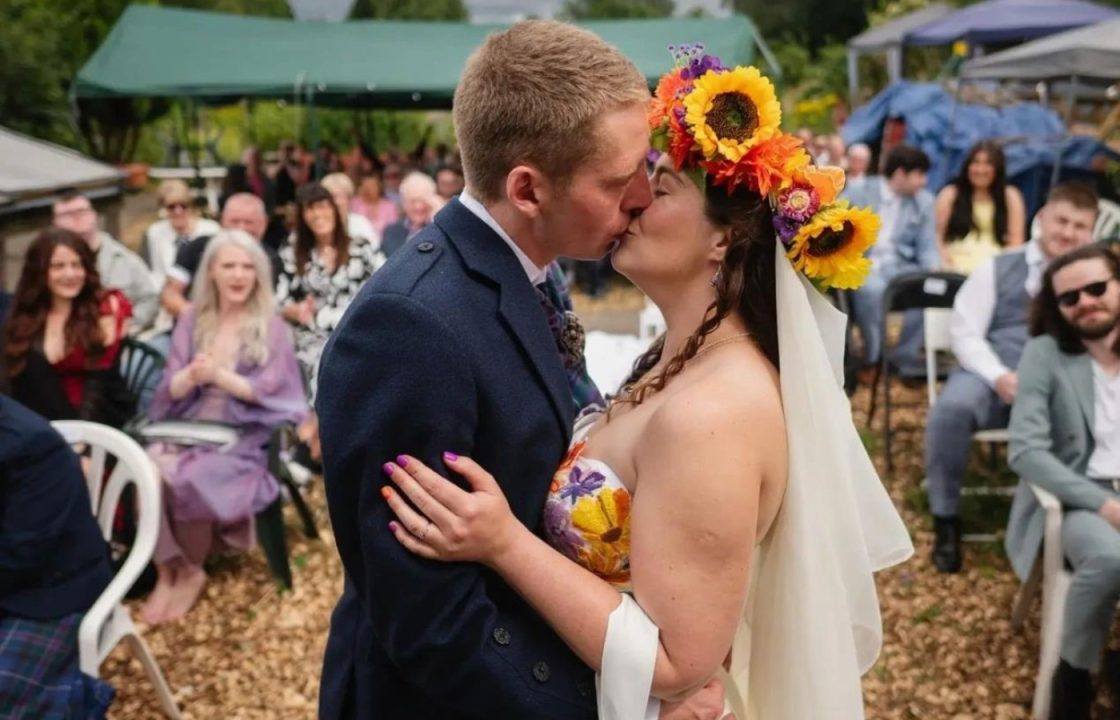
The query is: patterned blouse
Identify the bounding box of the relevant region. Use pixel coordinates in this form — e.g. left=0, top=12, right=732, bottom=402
left=275, top=235, right=386, bottom=398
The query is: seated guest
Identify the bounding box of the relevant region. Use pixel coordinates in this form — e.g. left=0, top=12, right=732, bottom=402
left=277, top=183, right=384, bottom=460
left=434, top=164, right=465, bottom=200
left=351, top=172, right=399, bottom=236
left=321, top=172, right=378, bottom=246
left=1006, top=244, right=1120, bottom=719
left=927, top=182, right=1099, bottom=573
left=161, top=193, right=282, bottom=320
left=142, top=230, right=307, bottom=623
left=844, top=143, right=872, bottom=195
left=935, top=141, right=1027, bottom=274
left=0, top=396, right=115, bottom=718
left=139, top=180, right=220, bottom=291
left=381, top=171, right=444, bottom=258
left=5, top=229, right=134, bottom=426
left=843, top=145, right=939, bottom=372
left=52, top=190, right=158, bottom=331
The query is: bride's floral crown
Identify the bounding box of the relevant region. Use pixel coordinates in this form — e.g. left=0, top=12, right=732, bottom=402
left=648, top=44, right=880, bottom=290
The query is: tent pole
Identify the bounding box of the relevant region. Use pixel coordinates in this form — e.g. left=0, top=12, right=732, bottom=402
left=847, top=47, right=859, bottom=108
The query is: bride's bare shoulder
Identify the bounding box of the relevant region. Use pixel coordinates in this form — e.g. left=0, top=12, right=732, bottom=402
left=645, top=347, right=785, bottom=449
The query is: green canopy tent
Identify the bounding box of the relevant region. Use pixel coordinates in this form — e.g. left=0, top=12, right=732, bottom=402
left=74, top=5, right=778, bottom=109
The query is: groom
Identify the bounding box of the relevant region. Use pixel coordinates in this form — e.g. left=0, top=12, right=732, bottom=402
left=317, top=21, right=719, bottom=720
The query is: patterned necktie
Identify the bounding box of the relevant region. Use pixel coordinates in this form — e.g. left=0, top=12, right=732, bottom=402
left=535, top=267, right=605, bottom=413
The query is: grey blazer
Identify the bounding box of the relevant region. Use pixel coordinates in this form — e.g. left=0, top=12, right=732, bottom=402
left=1005, top=334, right=1112, bottom=579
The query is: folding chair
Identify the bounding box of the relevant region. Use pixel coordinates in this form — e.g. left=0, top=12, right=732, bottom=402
left=866, top=271, right=967, bottom=475
left=118, top=337, right=166, bottom=431
left=52, top=420, right=182, bottom=720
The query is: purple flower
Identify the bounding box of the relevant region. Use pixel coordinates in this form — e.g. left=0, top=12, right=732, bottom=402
left=774, top=215, right=803, bottom=245
left=558, top=465, right=606, bottom=502
left=543, top=499, right=584, bottom=558
left=682, top=54, right=726, bottom=80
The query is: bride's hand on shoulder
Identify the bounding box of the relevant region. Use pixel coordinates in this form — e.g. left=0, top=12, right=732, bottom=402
left=380, top=452, right=523, bottom=565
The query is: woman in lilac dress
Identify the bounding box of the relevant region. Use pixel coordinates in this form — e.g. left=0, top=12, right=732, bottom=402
left=142, top=230, right=308, bottom=624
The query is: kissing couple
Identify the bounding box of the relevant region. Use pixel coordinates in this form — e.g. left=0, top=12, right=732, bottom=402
left=316, top=20, right=913, bottom=720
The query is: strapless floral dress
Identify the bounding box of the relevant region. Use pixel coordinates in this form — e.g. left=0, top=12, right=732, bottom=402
left=541, top=409, right=633, bottom=591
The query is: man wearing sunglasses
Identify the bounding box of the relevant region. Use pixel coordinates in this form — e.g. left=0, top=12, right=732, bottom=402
left=1007, top=244, right=1120, bottom=718
left=926, top=182, right=1099, bottom=573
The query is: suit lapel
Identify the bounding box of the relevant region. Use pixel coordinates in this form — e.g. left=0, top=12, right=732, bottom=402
left=1064, top=353, right=1095, bottom=432
left=434, top=200, right=574, bottom=441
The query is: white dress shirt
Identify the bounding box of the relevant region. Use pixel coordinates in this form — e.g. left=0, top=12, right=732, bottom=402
left=1088, top=360, right=1120, bottom=479
left=949, top=240, right=1047, bottom=388
left=458, top=191, right=548, bottom=285
left=871, top=178, right=900, bottom=264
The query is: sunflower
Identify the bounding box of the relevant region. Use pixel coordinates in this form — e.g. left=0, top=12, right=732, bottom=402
left=786, top=202, right=879, bottom=290
left=683, top=66, right=782, bottom=163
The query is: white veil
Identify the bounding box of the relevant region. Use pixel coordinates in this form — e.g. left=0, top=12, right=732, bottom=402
left=718, top=240, right=914, bottom=719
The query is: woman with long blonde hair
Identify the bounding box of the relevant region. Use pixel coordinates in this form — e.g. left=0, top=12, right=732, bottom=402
left=142, top=230, right=308, bottom=624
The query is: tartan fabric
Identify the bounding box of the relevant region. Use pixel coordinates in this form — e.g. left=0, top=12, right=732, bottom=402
left=0, top=613, right=114, bottom=719
left=536, top=263, right=605, bottom=414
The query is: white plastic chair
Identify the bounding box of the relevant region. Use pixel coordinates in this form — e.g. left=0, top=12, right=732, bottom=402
left=1008, top=485, right=1071, bottom=719
left=1029, top=197, right=1120, bottom=242
left=52, top=420, right=182, bottom=720
left=923, top=309, right=1015, bottom=540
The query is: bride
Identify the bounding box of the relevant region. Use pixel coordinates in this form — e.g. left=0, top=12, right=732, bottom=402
left=378, top=50, right=913, bottom=719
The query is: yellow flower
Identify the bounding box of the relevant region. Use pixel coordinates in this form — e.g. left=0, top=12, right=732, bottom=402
left=571, top=487, right=631, bottom=586
left=683, top=66, right=782, bottom=163
left=787, top=202, right=880, bottom=290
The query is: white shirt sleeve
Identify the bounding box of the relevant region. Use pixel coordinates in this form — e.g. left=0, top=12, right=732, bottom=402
left=949, top=259, right=1007, bottom=388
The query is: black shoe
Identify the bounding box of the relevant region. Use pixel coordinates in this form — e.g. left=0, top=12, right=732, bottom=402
left=1050, top=659, right=1093, bottom=720
left=932, top=515, right=962, bottom=573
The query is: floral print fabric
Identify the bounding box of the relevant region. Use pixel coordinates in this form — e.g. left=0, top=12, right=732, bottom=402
left=543, top=432, right=633, bottom=591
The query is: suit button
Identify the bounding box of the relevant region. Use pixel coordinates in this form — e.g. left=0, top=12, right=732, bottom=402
left=492, top=627, right=511, bottom=646
left=417, top=241, right=434, bottom=253
left=532, top=661, right=551, bottom=682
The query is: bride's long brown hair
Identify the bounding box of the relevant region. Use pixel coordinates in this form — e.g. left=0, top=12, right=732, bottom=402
left=613, top=179, right=779, bottom=412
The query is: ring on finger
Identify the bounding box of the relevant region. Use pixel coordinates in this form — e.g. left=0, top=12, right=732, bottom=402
left=419, top=520, right=432, bottom=541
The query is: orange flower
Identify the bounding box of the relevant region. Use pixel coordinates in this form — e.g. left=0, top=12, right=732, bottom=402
left=648, top=71, right=689, bottom=130
left=795, top=164, right=846, bottom=205
left=667, top=112, right=695, bottom=170
left=703, top=133, right=810, bottom=195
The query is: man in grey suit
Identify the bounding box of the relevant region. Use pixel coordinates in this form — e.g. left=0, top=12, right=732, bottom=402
left=928, top=183, right=1099, bottom=573
left=842, top=145, right=939, bottom=374
left=1007, top=244, right=1120, bottom=718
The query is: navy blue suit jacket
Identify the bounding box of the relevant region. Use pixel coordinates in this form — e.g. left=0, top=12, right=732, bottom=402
left=0, top=396, right=111, bottom=620
left=316, top=199, right=596, bottom=720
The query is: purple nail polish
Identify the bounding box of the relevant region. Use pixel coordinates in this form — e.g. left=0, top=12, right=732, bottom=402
left=444, top=451, right=459, bottom=462
left=388, top=521, right=399, bottom=533
left=396, top=455, right=410, bottom=468
left=382, top=462, right=395, bottom=476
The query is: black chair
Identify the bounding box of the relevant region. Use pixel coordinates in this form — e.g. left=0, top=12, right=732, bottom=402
left=865, top=271, right=967, bottom=476
left=119, top=337, right=166, bottom=431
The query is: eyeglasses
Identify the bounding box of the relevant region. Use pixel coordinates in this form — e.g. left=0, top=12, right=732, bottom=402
left=164, top=202, right=189, bottom=212
left=1056, top=279, right=1112, bottom=308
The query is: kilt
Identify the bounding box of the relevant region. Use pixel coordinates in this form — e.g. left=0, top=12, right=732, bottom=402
left=0, top=613, right=114, bottom=719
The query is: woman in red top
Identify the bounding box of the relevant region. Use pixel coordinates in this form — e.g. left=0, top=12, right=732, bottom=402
left=4, top=228, right=133, bottom=426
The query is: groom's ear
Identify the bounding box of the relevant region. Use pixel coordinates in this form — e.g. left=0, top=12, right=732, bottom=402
left=505, top=165, right=547, bottom=219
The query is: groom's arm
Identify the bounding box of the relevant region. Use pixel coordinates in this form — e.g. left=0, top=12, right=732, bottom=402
left=317, top=292, right=596, bottom=719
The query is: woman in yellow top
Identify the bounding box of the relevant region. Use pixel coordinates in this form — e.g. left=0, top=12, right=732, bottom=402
left=935, top=140, right=1027, bottom=274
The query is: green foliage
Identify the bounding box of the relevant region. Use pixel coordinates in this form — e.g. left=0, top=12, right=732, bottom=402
left=350, top=0, right=467, bottom=20
left=723, top=0, right=869, bottom=56
left=560, top=0, right=674, bottom=19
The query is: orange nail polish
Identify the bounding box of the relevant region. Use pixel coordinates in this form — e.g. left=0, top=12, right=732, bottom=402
left=380, top=486, right=392, bottom=500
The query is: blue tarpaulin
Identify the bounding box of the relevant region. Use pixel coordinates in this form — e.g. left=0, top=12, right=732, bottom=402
left=841, top=81, right=1118, bottom=218
left=904, top=0, right=1117, bottom=46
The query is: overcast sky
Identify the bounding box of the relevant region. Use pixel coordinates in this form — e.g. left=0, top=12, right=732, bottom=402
left=464, top=0, right=731, bottom=22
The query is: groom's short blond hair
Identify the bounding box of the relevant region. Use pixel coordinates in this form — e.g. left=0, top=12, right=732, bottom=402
left=453, top=20, right=649, bottom=203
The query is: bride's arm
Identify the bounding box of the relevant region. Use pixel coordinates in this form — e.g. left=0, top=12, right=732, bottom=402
left=383, top=386, right=781, bottom=700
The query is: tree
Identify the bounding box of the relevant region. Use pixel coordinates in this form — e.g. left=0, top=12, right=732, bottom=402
left=723, top=0, right=869, bottom=56
left=349, top=0, right=467, bottom=21
left=561, top=0, right=673, bottom=19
